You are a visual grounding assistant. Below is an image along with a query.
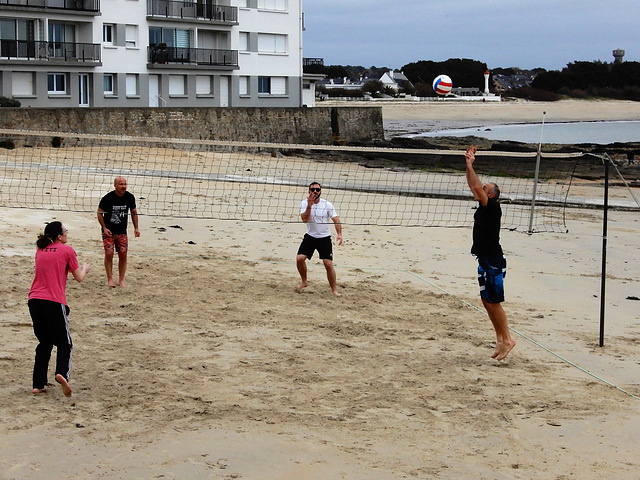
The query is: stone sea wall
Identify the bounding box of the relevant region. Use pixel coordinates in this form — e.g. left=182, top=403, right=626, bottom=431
left=0, top=106, right=384, bottom=145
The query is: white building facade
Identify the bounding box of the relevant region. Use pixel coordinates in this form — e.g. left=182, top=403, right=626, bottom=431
left=0, top=0, right=303, bottom=107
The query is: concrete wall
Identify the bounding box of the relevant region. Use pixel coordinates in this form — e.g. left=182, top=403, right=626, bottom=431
left=0, top=106, right=383, bottom=145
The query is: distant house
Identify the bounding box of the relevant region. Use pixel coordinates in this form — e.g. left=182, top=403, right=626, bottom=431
left=317, top=77, right=364, bottom=91
left=379, top=70, right=414, bottom=92
left=492, top=73, right=537, bottom=93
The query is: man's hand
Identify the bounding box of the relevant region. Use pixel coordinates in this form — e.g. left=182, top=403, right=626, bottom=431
left=465, top=144, right=478, bottom=165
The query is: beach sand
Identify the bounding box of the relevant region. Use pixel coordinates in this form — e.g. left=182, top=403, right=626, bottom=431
left=325, top=98, right=640, bottom=137
left=1, top=100, right=640, bottom=479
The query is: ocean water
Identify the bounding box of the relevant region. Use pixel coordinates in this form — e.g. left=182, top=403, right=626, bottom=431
left=414, top=120, right=640, bottom=145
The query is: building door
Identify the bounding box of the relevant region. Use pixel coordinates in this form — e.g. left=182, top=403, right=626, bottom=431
left=149, top=74, right=159, bottom=107
left=219, top=75, right=229, bottom=107
left=78, top=74, right=90, bottom=106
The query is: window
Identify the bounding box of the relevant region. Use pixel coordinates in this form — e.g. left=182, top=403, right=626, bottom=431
left=103, top=24, right=114, bottom=44
left=1, top=18, right=35, bottom=58
left=12, top=72, right=34, bottom=96
left=125, top=24, right=138, bottom=48
left=257, top=33, right=286, bottom=54
left=258, top=0, right=286, bottom=10
left=126, top=74, right=138, bottom=97
left=237, top=0, right=248, bottom=7
left=239, top=32, right=249, bottom=52
left=149, top=27, right=190, bottom=48
left=258, top=76, right=270, bottom=94
left=48, top=22, right=74, bottom=44
left=239, top=76, right=249, bottom=96
left=169, top=75, right=186, bottom=96
left=196, top=75, right=213, bottom=96
left=103, top=74, right=115, bottom=95
left=47, top=73, right=66, bottom=94
left=271, top=76, right=286, bottom=95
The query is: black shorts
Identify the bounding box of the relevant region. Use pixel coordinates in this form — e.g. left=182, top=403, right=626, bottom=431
left=297, top=234, right=333, bottom=260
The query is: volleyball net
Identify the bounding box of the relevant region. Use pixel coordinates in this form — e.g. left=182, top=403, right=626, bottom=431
left=0, top=129, right=608, bottom=233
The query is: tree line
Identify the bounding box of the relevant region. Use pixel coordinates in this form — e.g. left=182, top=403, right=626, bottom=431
left=305, top=58, right=640, bottom=101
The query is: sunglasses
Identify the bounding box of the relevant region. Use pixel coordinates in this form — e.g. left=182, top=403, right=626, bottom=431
left=309, top=188, right=321, bottom=192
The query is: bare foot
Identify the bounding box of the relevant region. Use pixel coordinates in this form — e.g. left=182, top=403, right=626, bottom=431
left=32, top=387, right=47, bottom=394
left=491, top=346, right=500, bottom=359
left=55, top=374, right=72, bottom=397
left=496, top=339, right=517, bottom=361
left=332, top=291, right=342, bottom=297
left=119, top=280, right=126, bottom=287
left=107, top=278, right=116, bottom=288
left=295, top=281, right=308, bottom=293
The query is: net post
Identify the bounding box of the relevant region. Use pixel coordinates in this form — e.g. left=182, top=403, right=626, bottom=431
left=599, top=154, right=610, bottom=347
left=528, top=112, right=545, bottom=235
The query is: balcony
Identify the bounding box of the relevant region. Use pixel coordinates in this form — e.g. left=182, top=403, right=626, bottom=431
left=0, top=0, right=100, bottom=13
left=0, top=39, right=101, bottom=64
left=147, top=0, right=238, bottom=24
left=148, top=44, right=238, bottom=69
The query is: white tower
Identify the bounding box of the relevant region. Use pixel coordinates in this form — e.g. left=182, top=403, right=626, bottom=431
left=483, top=70, right=490, bottom=95
left=613, top=49, right=625, bottom=64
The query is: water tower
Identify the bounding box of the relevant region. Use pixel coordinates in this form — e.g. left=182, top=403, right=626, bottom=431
left=613, top=49, right=625, bottom=64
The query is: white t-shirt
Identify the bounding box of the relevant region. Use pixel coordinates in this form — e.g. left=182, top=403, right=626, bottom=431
left=300, top=198, right=338, bottom=238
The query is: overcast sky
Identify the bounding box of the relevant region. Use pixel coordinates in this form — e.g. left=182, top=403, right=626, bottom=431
left=302, top=0, right=638, bottom=71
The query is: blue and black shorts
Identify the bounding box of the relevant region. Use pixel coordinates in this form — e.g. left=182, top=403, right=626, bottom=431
left=476, top=256, right=507, bottom=303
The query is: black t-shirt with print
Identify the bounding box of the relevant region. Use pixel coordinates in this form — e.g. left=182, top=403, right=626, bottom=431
left=99, top=191, right=136, bottom=235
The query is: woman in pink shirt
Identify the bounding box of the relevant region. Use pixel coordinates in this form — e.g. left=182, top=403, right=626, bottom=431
left=28, top=221, right=90, bottom=397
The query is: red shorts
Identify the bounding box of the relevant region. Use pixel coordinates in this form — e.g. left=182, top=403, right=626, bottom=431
left=102, top=233, right=128, bottom=253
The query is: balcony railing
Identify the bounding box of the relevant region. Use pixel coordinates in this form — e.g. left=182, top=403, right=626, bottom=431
left=147, top=0, right=237, bottom=23
left=0, top=39, right=101, bottom=62
left=148, top=45, right=237, bottom=67
left=0, top=0, right=100, bottom=12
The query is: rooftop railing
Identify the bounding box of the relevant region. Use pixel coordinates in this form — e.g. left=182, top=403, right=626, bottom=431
left=0, top=0, right=100, bottom=12
left=147, top=0, right=237, bottom=23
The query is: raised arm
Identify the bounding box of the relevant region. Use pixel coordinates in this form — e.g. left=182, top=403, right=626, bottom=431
left=300, top=191, right=318, bottom=223
left=465, top=145, right=488, bottom=206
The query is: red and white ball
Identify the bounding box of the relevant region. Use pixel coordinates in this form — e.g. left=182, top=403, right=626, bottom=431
left=433, top=75, right=453, bottom=95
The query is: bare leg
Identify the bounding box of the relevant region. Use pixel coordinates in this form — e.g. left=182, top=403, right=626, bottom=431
left=323, top=259, right=341, bottom=296
left=295, top=254, right=308, bottom=292
left=104, top=249, right=116, bottom=287
left=483, top=299, right=516, bottom=361
left=55, top=374, right=72, bottom=397
left=118, top=251, right=128, bottom=287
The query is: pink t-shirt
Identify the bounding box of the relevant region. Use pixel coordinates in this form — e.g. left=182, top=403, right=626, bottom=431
left=28, top=242, right=79, bottom=305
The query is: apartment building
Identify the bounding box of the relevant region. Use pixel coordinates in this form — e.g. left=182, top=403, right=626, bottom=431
left=0, top=0, right=304, bottom=107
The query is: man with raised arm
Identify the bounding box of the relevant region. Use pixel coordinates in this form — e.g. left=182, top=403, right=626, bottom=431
left=465, top=145, right=516, bottom=361
left=296, top=182, right=343, bottom=296
left=97, top=177, right=140, bottom=287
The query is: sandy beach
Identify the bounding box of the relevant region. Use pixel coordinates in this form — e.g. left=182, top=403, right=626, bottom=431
left=1, top=99, right=640, bottom=479
left=324, top=98, right=640, bottom=137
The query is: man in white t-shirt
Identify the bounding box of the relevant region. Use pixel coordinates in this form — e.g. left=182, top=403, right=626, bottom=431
left=296, top=182, right=343, bottom=296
